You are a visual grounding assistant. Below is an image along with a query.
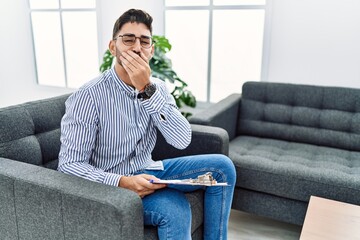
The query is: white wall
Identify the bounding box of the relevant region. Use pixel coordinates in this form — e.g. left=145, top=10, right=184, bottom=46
left=1, top=0, right=360, bottom=108
left=0, top=0, right=164, bottom=108
left=0, top=0, right=73, bottom=108
left=266, top=0, right=360, bottom=88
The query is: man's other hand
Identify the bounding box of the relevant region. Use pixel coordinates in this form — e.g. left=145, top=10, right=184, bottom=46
left=119, top=174, right=167, bottom=198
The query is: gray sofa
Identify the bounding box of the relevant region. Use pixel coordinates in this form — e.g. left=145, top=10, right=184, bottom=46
left=189, top=81, right=360, bottom=225
left=0, top=94, right=229, bottom=240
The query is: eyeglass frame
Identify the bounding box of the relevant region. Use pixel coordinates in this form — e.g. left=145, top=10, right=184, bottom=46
left=113, top=34, right=154, bottom=49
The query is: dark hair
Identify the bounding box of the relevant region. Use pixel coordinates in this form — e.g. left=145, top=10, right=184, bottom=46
left=112, top=9, right=153, bottom=39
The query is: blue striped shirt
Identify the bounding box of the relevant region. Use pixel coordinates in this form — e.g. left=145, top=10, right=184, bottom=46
left=58, top=68, right=192, bottom=186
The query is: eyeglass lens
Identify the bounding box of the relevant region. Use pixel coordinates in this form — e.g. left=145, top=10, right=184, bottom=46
left=121, top=34, right=152, bottom=48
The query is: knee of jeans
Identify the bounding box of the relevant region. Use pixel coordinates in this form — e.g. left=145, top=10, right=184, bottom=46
left=212, top=154, right=236, bottom=184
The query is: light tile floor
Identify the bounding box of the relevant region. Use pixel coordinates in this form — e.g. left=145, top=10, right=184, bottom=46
left=228, top=209, right=302, bottom=240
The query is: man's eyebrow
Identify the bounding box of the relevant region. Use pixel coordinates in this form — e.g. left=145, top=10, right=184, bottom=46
left=122, top=33, right=151, bottom=38
left=122, top=33, right=135, bottom=36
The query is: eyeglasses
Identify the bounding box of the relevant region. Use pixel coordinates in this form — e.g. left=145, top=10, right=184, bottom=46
left=114, top=34, right=153, bottom=49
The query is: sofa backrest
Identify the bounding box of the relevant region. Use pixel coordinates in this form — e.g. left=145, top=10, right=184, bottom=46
left=0, top=95, right=70, bottom=169
left=238, top=81, right=360, bottom=151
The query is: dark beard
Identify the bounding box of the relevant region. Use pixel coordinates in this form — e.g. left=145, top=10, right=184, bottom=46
left=115, top=46, right=124, bottom=67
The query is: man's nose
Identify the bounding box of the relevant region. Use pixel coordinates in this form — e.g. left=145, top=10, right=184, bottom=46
left=132, top=38, right=142, bottom=52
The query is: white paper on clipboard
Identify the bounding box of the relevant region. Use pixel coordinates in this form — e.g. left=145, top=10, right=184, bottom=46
left=149, top=179, right=229, bottom=186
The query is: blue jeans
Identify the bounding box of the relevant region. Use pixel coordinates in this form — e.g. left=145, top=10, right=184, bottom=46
left=136, top=154, right=236, bottom=240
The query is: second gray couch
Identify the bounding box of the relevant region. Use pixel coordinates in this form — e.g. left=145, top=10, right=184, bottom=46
left=190, top=81, right=360, bottom=225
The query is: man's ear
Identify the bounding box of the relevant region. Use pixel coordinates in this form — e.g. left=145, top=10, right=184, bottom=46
left=109, top=40, right=116, bottom=56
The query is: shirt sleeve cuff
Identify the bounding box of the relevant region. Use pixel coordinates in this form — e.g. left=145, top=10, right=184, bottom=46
left=103, top=172, right=122, bottom=186
left=141, top=90, right=166, bottom=114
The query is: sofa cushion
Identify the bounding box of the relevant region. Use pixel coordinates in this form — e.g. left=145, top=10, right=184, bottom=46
left=230, top=136, right=360, bottom=205
left=238, top=82, right=360, bottom=151
left=0, top=106, right=42, bottom=165
left=0, top=95, right=69, bottom=169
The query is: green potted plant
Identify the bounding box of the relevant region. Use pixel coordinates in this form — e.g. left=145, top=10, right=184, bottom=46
left=99, top=35, right=196, bottom=118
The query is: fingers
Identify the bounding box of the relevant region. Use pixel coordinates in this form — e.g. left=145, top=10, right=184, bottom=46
left=138, top=178, right=166, bottom=198
left=121, top=174, right=166, bottom=198
left=130, top=50, right=149, bottom=63
left=140, top=50, right=152, bottom=63
left=137, top=174, right=166, bottom=198
left=121, top=51, right=146, bottom=69
left=141, top=174, right=167, bottom=190
left=120, top=50, right=151, bottom=71
left=120, top=50, right=151, bottom=90
left=120, top=53, right=136, bottom=73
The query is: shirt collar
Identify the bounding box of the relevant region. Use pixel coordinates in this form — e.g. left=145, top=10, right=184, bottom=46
left=110, top=67, right=137, bottom=98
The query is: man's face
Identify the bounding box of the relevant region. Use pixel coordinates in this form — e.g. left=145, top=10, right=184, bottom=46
left=110, top=22, right=154, bottom=67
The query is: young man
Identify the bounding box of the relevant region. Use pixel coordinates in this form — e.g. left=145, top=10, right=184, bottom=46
left=58, top=9, right=235, bottom=240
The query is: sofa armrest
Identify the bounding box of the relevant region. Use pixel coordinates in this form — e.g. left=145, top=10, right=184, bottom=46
left=152, top=124, right=229, bottom=160
left=189, top=93, right=241, bottom=140
left=0, top=157, right=143, bottom=240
